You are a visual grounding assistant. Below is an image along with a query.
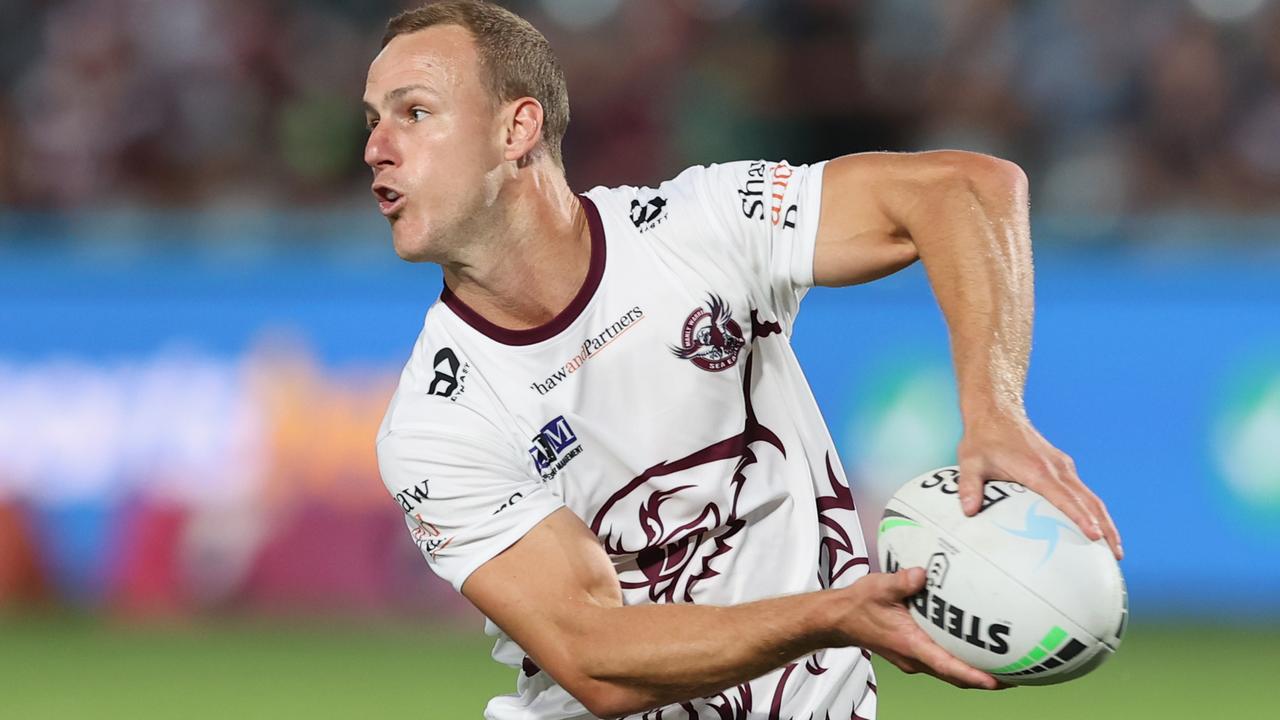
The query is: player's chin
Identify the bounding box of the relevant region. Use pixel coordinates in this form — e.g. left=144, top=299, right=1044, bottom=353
left=390, top=223, right=436, bottom=263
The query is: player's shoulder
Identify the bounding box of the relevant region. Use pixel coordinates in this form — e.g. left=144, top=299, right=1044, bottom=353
left=584, top=160, right=818, bottom=238
left=581, top=161, right=749, bottom=242
left=377, top=305, right=503, bottom=446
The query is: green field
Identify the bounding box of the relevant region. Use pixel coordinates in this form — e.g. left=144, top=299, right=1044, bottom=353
left=0, top=615, right=1271, bottom=718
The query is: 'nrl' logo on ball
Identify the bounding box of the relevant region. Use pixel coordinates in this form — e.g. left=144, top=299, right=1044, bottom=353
left=671, top=294, right=745, bottom=372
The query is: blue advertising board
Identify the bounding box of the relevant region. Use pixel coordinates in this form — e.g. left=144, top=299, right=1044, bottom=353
left=1, top=226, right=1277, bottom=617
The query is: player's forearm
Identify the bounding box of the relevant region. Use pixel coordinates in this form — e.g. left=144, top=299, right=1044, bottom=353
left=908, top=153, right=1033, bottom=423
left=553, top=588, right=845, bottom=717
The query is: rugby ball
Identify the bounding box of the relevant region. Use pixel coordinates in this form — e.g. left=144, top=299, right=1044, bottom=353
left=877, top=466, right=1127, bottom=686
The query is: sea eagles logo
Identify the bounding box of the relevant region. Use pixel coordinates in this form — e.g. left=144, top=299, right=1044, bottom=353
left=671, top=294, right=745, bottom=372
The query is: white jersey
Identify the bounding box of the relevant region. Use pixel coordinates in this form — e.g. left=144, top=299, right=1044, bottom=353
left=377, top=160, right=877, bottom=719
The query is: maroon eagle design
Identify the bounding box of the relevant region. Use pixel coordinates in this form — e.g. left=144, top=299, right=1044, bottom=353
left=590, top=310, right=871, bottom=719
left=590, top=350, right=783, bottom=604
left=671, top=294, right=746, bottom=372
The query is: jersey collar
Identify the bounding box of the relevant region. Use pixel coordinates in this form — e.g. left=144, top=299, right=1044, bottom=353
left=440, top=194, right=606, bottom=346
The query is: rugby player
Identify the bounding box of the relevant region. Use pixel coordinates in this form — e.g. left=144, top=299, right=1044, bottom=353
left=366, top=2, right=1123, bottom=718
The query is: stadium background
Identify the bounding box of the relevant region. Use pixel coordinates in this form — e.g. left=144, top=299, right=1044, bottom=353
left=1, top=0, right=1277, bottom=717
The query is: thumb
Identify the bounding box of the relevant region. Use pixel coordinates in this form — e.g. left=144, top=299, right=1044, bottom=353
left=956, top=461, right=986, bottom=516
left=888, top=567, right=926, bottom=600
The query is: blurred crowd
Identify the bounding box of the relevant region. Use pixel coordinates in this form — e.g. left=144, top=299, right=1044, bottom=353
left=1, top=0, right=1279, bottom=221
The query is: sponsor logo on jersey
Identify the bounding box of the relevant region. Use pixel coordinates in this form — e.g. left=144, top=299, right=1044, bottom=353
left=886, top=550, right=1012, bottom=654
left=630, top=194, right=667, bottom=232
left=529, top=415, right=583, bottom=479
left=671, top=294, right=745, bottom=372
left=410, top=512, right=452, bottom=560
left=737, top=161, right=799, bottom=229
left=530, top=306, right=645, bottom=395
left=427, top=347, right=470, bottom=402
left=492, top=491, right=525, bottom=515
left=394, top=479, right=431, bottom=512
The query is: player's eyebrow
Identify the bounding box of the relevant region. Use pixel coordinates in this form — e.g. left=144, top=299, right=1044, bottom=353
left=363, top=84, right=437, bottom=116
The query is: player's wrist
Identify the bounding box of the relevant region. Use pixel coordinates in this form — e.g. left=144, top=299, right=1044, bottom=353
left=958, top=387, right=1028, bottom=428
left=962, top=405, right=1028, bottom=430
left=812, top=586, right=862, bottom=648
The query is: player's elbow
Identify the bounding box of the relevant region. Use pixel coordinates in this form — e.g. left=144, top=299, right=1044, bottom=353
left=558, top=650, right=663, bottom=717
left=921, top=150, right=1027, bottom=202
left=560, top=675, right=654, bottom=719
left=540, top=635, right=661, bottom=717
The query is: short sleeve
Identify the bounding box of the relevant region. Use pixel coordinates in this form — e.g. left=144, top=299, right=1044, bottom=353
left=377, top=428, right=564, bottom=592
left=677, top=159, right=827, bottom=328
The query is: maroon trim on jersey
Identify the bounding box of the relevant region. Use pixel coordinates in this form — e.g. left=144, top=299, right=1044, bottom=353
left=439, top=194, right=606, bottom=346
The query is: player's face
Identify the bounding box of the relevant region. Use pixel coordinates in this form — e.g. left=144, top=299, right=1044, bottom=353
left=363, top=26, right=506, bottom=262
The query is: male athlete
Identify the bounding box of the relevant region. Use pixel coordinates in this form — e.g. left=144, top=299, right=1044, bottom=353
left=367, top=2, right=1122, bottom=718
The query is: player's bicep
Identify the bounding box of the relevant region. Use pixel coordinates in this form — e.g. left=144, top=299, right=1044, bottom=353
left=812, top=153, right=922, bottom=287
left=462, top=507, right=623, bottom=694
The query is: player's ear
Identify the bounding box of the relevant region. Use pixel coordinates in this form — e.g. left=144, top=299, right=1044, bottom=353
left=502, top=97, right=545, bottom=166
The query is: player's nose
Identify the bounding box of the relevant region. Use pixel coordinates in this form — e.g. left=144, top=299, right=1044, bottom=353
left=364, top=124, right=399, bottom=170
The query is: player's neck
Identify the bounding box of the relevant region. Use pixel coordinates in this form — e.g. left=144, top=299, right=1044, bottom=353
left=441, top=166, right=591, bottom=332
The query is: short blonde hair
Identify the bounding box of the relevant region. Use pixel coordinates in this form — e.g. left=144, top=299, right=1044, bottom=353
left=384, top=1, right=570, bottom=167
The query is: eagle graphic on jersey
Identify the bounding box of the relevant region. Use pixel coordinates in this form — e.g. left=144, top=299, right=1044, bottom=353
left=672, top=294, right=746, bottom=372
left=591, top=350, right=783, bottom=605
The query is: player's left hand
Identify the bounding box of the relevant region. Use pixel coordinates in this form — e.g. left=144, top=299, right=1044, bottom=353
left=957, top=414, right=1122, bottom=560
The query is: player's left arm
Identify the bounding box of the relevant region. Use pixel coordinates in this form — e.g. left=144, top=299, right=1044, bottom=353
left=812, top=150, right=1122, bottom=560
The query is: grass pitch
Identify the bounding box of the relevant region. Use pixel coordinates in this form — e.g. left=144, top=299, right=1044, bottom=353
left=0, top=615, right=1270, bottom=718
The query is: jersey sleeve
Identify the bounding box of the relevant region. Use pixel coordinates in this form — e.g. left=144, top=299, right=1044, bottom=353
left=674, top=159, right=827, bottom=329
left=377, top=426, right=564, bottom=592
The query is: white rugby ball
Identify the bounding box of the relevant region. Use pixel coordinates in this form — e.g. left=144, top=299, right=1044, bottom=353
left=877, top=466, right=1127, bottom=686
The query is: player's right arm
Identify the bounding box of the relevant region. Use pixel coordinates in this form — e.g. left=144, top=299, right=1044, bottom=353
left=379, top=375, right=997, bottom=717
left=461, top=508, right=999, bottom=718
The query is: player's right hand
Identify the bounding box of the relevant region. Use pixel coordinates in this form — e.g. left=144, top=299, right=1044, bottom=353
left=836, top=567, right=1004, bottom=690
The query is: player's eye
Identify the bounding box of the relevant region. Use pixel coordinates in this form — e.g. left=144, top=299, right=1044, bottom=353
left=408, top=107, right=429, bottom=122
left=365, top=118, right=379, bottom=132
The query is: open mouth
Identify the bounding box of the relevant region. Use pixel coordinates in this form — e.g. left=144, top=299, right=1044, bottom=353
left=373, top=185, right=406, bottom=216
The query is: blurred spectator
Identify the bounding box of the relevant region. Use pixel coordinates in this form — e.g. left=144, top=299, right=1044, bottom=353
left=0, top=0, right=1277, bottom=223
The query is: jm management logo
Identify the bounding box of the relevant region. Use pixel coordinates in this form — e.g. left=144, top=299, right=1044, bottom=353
left=530, top=306, right=645, bottom=395
left=529, top=415, right=583, bottom=480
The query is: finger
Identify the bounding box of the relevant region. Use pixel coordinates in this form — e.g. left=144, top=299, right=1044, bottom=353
left=879, top=650, right=921, bottom=675
left=884, top=567, right=926, bottom=601
left=956, top=460, right=987, bottom=516
left=906, top=629, right=1000, bottom=690
left=1051, top=455, right=1113, bottom=547
left=1028, top=467, right=1103, bottom=542
left=1077, top=484, right=1123, bottom=560
left=1056, top=455, right=1122, bottom=558
left=1096, top=497, right=1123, bottom=560
left=880, top=643, right=1002, bottom=688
